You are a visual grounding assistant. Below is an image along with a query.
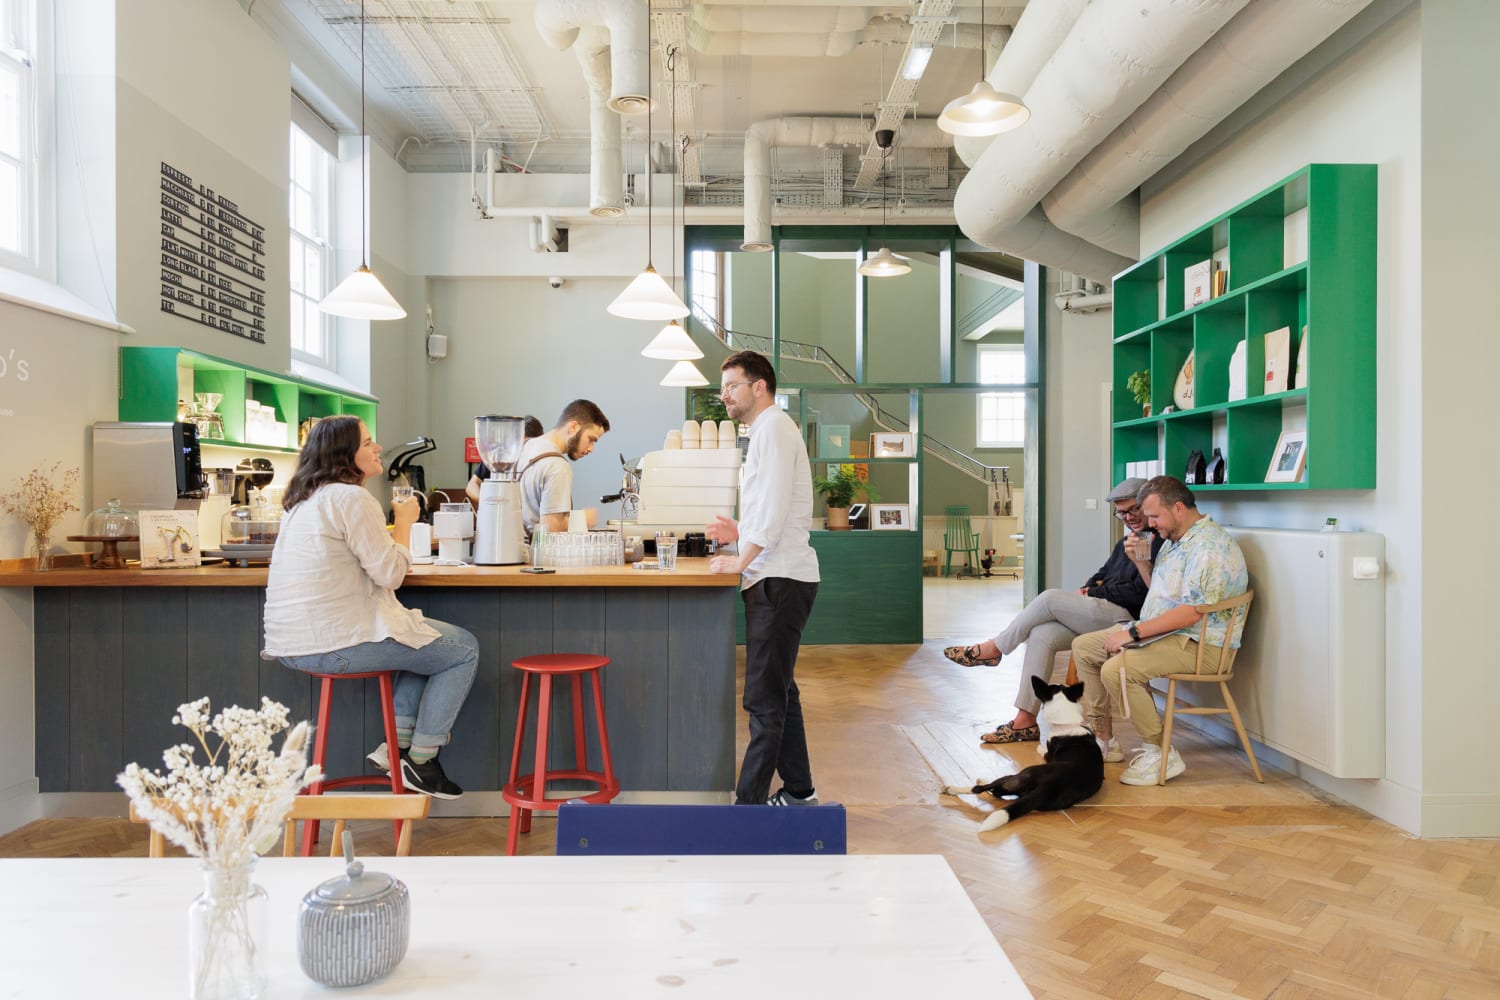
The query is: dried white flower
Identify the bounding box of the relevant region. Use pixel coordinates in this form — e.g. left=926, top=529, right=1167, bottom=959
left=117, top=698, right=323, bottom=865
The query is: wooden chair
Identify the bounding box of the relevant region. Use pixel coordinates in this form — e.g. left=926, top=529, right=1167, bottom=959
left=1151, top=590, right=1262, bottom=785
left=131, top=794, right=431, bottom=858
left=942, top=505, right=981, bottom=578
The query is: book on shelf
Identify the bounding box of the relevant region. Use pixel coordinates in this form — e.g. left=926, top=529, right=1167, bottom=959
left=139, top=510, right=202, bottom=569
left=1293, top=326, right=1309, bottom=389
left=1264, top=326, right=1291, bottom=394
left=1184, top=259, right=1212, bottom=309
left=1211, top=246, right=1230, bottom=297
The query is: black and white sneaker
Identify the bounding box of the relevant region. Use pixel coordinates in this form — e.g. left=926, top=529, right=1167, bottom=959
left=766, top=787, right=819, bottom=806
left=366, top=742, right=392, bottom=773
left=399, top=749, right=464, bottom=800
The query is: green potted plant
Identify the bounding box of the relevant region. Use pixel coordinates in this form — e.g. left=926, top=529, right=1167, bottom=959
left=691, top=389, right=728, bottom=423
left=1127, top=369, right=1152, bottom=417
left=812, top=465, right=879, bottom=531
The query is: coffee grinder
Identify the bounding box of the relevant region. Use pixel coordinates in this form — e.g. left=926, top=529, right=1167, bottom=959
left=471, top=415, right=526, bottom=565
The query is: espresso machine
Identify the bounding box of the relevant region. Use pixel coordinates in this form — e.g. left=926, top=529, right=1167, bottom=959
left=91, top=421, right=209, bottom=512
left=471, top=415, right=526, bottom=565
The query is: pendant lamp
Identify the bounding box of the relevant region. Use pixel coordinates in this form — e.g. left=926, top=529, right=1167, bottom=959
left=858, top=129, right=910, bottom=278
left=643, top=47, right=703, bottom=362
left=609, top=6, right=688, bottom=321
left=320, top=0, right=406, bottom=320
left=936, top=0, right=1030, bottom=138
left=659, top=360, right=709, bottom=387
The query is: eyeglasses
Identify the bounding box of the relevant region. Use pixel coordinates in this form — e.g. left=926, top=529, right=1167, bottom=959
left=1113, top=505, right=1143, bottom=520
left=719, top=380, right=757, bottom=397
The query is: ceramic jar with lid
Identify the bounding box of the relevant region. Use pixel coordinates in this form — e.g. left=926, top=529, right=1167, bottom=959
left=298, top=833, right=411, bottom=987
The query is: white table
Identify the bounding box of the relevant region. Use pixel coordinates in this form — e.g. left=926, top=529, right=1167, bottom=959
left=0, top=854, right=1031, bottom=998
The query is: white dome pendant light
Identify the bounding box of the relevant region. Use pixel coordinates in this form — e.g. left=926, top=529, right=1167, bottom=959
left=643, top=46, right=704, bottom=364
left=609, top=4, right=689, bottom=322
left=320, top=0, right=406, bottom=321
left=659, top=360, right=709, bottom=387
left=858, top=129, right=911, bottom=279
left=936, top=0, right=1030, bottom=138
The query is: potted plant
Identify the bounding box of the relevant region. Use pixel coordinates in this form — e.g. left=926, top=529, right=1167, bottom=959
left=691, top=389, right=728, bottom=424
left=812, top=465, right=879, bottom=531
left=1127, top=369, right=1151, bottom=417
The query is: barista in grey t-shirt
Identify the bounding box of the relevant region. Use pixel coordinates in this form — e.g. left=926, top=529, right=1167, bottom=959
left=468, top=400, right=609, bottom=535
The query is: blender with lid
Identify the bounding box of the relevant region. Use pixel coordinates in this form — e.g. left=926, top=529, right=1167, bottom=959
left=471, top=416, right=526, bottom=565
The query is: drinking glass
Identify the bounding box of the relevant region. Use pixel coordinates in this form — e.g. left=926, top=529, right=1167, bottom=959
left=656, top=536, right=678, bottom=572
left=392, top=485, right=415, bottom=503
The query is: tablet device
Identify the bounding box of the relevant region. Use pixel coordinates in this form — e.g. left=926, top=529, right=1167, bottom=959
left=847, top=503, right=867, bottom=522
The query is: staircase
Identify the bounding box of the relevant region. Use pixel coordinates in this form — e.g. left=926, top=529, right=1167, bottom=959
left=692, top=307, right=1010, bottom=491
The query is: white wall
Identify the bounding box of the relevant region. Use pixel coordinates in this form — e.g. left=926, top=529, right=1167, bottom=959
left=1135, top=9, right=1494, bottom=835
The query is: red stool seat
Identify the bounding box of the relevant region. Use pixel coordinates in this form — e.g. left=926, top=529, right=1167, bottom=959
left=301, top=670, right=407, bottom=856
left=502, top=653, right=619, bottom=855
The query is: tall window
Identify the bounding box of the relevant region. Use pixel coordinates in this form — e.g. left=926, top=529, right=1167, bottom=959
left=690, top=249, right=723, bottom=330
left=289, top=123, right=335, bottom=365
left=0, top=0, right=43, bottom=275
left=976, top=344, right=1025, bottom=448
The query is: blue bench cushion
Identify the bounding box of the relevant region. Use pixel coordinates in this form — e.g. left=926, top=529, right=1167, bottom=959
left=555, top=801, right=847, bottom=856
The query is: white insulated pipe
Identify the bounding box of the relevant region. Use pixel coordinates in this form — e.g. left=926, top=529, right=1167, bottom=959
left=955, top=0, right=1251, bottom=249
left=574, top=27, right=625, bottom=218
left=741, top=117, right=873, bottom=251
left=535, top=0, right=651, bottom=114
left=1041, top=0, right=1374, bottom=256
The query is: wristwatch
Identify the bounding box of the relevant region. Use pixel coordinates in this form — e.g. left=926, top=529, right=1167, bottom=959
left=1127, top=623, right=1142, bottom=642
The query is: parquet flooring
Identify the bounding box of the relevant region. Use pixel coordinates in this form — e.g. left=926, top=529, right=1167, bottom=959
left=3, top=577, right=1496, bottom=998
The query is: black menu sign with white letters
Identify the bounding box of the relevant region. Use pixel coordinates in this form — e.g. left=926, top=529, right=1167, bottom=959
left=159, top=161, right=267, bottom=343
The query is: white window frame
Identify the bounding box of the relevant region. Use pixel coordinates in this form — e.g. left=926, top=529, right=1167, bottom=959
left=289, top=122, right=336, bottom=367
left=976, top=344, right=1025, bottom=448
left=690, top=248, right=723, bottom=329
left=0, top=0, right=51, bottom=278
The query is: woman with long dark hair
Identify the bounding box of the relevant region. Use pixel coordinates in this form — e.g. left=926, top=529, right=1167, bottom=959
left=263, top=415, right=478, bottom=798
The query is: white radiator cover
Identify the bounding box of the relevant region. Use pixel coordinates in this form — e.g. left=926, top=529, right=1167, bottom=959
left=1219, top=527, right=1387, bottom=779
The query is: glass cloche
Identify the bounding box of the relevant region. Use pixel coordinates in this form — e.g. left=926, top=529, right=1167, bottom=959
left=84, top=498, right=138, bottom=538
left=221, top=490, right=282, bottom=548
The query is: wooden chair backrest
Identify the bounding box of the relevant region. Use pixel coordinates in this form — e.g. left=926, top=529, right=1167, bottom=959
left=943, top=506, right=977, bottom=547
left=1186, top=589, right=1255, bottom=677
left=130, top=794, right=431, bottom=858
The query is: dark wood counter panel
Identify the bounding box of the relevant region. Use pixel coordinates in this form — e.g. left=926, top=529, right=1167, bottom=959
left=12, top=560, right=738, bottom=809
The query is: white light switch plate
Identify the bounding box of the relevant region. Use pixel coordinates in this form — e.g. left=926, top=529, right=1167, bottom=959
left=1084, top=498, right=1098, bottom=510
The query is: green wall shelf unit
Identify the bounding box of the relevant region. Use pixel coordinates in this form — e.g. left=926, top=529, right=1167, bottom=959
left=1111, top=164, right=1376, bottom=491
left=119, top=346, right=378, bottom=451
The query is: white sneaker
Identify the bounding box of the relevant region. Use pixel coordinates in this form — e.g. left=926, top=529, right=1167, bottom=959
left=1119, top=745, right=1185, bottom=785
left=1102, top=737, right=1123, bottom=763
left=366, top=742, right=392, bottom=772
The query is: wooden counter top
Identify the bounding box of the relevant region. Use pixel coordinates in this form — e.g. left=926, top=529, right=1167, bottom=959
left=0, top=557, right=738, bottom=588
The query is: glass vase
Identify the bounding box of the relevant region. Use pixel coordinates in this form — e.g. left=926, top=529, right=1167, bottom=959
left=187, top=860, right=269, bottom=1000
left=32, top=528, right=53, bottom=572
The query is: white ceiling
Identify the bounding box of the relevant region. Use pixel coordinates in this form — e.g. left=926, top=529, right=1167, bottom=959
left=255, top=1, right=1028, bottom=204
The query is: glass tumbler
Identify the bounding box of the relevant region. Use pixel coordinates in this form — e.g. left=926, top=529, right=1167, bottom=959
left=656, top=536, right=678, bottom=572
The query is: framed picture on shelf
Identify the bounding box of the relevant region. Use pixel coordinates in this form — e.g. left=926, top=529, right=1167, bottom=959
left=869, top=503, right=911, bottom=531
left=1265, top=430, right=1308, bottom=483
left=869, top=432, right=913, bottom=458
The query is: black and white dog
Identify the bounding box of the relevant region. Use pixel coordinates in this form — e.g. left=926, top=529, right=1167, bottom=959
left=942, top=676, right=1105, bottom=831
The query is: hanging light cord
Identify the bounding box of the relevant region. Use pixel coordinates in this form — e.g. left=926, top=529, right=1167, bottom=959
left=645, top=0, right=654, bottom=269
left=668, top=44, right=678, bottom=295
left=359, top=0, right=368, bottom=269
left=978, top=0, right=986, bottom=83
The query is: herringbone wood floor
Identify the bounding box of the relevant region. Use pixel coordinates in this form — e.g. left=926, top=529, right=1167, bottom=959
left=4, top=579, right=1496, bottom=998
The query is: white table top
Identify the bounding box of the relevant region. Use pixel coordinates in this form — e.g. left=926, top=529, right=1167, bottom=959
left=0, top=854, right=1030, bottom=998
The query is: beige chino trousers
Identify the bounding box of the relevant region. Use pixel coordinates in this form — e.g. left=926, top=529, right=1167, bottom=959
left=1071, top=628, right=1235, bottom=746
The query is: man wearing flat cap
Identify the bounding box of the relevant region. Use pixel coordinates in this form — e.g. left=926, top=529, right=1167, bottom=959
left=943, top=478, right=1162, bottom=751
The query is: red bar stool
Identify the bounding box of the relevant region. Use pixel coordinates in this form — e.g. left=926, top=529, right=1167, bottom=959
left=503, top=653, right=619, bottom=856
left=301, top=670, right=407, bottom=856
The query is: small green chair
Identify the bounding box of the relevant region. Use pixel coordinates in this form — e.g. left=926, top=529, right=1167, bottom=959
left=942, top=505, right=981, bottom=578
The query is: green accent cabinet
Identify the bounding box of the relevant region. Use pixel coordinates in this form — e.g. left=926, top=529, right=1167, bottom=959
left=1111, top=164, right=1376, bottom=491
left=118, top=346, right=378, bottom=451
left=735, top=529, right=923, bottom=645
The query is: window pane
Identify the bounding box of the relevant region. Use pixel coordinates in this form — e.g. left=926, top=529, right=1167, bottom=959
left=305, top=300, right=323, bottom=355
left=0, top=159, right=17, bottom=253
left=303, top=244, right=321, bottom=295
left=289, top=291, right=305, bottom=352
left=288, top=237, right=304, bottom=293
left=292, top=189, right=312, bottom=236
left=0, top=61, right=18, bottom=159
left=978, top=347, right=1024, bottom=384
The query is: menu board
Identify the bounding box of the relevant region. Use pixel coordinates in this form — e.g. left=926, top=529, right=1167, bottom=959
left=159, top=161, right=267, bottom=343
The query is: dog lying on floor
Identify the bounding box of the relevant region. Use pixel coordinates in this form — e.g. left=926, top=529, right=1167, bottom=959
left=942, top=676, right=1105, bottom=831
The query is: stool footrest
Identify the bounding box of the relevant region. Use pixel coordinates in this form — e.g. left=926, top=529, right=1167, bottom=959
left=503, top=771, right=618, bottom=810
left=313, top=775, right=405, bottom=793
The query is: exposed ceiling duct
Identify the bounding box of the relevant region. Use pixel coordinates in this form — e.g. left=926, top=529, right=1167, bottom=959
left=571, top=26, right=625, bottom=217
left=535, top=0, right=651, bottom=114
left=1041, top=0, right=1374, bottom=255
left=741, top=118, right=955, bottom=252
left=954, top=0, right=1253, bottom=262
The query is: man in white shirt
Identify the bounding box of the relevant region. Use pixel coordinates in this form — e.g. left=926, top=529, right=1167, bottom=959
left=706, top=351, right=822, bottom=806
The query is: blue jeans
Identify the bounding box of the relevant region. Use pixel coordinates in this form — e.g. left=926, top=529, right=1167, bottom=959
left=279, top=620, right=480, bottom=749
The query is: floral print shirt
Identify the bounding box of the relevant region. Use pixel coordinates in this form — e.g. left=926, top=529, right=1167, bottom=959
left=1140, top=515, right=1249, bottom=648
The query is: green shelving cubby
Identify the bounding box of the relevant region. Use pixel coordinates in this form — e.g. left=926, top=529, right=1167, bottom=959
left=118, top=346, right=379, bottom=452
left=1110, top=164, right=1376, bottom=491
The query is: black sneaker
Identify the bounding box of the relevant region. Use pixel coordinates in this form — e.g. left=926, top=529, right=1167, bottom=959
left=399, top=749, right=463, bottom=799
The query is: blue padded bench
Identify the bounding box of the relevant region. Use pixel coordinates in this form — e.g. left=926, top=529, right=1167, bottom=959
left=555, top=801, right=847, bottom=856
